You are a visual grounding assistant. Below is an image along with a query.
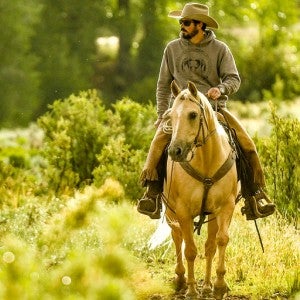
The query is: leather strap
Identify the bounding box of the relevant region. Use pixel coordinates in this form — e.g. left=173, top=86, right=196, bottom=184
left=179, top=150, right=236, bottom=187
left=179, top=150, right=236, bottom=235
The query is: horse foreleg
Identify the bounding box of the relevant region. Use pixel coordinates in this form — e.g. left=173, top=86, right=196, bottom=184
left=214, top=203, right=234, bottom=299
left=179, top=218, right=198, bottom=298
left=203, top=216, right=218, bottom=296
left=170, top=224, right=187, bottom=291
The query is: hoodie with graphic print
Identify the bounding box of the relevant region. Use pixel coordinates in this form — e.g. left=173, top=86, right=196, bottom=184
left=156, top=30, right=241, bottom=118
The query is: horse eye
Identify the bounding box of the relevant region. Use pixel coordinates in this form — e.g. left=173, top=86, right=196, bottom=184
left=189, top=111, right=198, bottom=120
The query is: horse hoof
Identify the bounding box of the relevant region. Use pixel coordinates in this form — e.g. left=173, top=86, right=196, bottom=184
left=213, top=285, right=229, bottom=299
left=201, top=287, right=214, bottom=299
left=185, top=292, right=200, bottom=300
left=173, top=276, right=187, bottom=292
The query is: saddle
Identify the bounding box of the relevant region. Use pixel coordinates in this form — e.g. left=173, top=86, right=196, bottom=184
left=219, top=119, right=275, bottom=220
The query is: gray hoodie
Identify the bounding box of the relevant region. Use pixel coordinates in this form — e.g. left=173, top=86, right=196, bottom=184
left=156, top=30, right=241, bottom=118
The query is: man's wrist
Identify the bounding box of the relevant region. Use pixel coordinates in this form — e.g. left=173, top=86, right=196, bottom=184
left=218, top=85, right=226, bottom=95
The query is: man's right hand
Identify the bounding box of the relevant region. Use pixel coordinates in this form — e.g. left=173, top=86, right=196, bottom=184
left=206, top=87, right=222, bottom=100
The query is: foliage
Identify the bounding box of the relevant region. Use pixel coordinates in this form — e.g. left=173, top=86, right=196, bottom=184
left=37, top=90, right=122, bottom=195
left=93, top=97, right=157, bottom=200
left=0, top=97, right=299, bottom=298
left=30, top=0, right=106, bottom=116
left=93, top=136, right=145, bottom=200
left=113, top=98, right=156, bottom=151
left=0, top=182, right=299, bottom=299
left=0, top=0, right=41, bottom=127
left=0, top=125, right=46, bottom=207
left=0, top=184, right=139, bottom=300
left=235, top=40, right=300, bottom=102
left=1, top=0, right=300, bottom=126
left=37, top=91, right=155, bottom=198
left=255, top=103, right=300, bottom=226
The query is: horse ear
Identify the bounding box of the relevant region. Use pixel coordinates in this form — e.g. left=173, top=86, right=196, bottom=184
left=188, top=81, right=198, bottom=97
left=171, top=80, right=181, bottom=97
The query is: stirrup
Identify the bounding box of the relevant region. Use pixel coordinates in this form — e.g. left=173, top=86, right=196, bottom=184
left=137, top=194, right=161, bottom=219
left=241, top=190, right=275, bottom=220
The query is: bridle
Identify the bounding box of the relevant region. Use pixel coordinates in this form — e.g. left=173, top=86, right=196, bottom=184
left=183, top=93, right=217, bottom=161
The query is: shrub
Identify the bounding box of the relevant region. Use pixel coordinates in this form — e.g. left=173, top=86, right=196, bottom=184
left=93, top=98, right=157, bottom=201
left=93, top=136, right=145, bottom=201
left=38, top=90, right=122, bottom=195
left=113, top=98, right=156, bottom=151
left=255, top=103, right=300, bottom=226
left=236, top=43, right=300, bottom=102
left=37, top=92, right=155, bottom=199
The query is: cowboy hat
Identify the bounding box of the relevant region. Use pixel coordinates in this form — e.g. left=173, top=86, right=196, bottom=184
left=168, top=2, right=219, bottom=29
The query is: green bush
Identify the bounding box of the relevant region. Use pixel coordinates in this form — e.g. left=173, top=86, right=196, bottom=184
left=0, top=185, right=137, bottom=300
left=0, top=161, right=42, bottom=208
left=38, top=90, right=122, bottom=194
left=37, top=91, right=156, bottom=199
left=93, top=98, right=156, bottom=200
left=236, top=43, right=300, bottom=102
left=113, top=97, right=156, bottom=151
left=93, top=136, right=145, bottom=201
left=255, top=103, right=300, bottom=225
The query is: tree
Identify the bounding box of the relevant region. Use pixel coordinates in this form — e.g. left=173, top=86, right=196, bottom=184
left=231, top=0, right=300, bottom=101
left=0, top=0, right=41, bottom=127
left=31, top=0, right=106, bottom=116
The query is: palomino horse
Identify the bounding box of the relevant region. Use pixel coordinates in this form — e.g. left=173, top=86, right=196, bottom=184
left=163, top=81, right=238, bottom=299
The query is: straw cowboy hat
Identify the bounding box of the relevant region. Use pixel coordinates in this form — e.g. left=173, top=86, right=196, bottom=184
left=168, top=2, right=219, bottom=29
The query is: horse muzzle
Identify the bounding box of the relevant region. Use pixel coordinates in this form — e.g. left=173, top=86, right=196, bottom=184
left=168, top=141, right=193, bottom=162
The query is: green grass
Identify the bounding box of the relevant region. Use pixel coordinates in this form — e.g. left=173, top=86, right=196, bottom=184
left=0, top=180, right=298, bottom=299
left=139, top=203, right=300, bottom=299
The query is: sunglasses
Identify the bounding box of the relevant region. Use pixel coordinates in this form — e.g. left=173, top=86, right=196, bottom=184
left=179, top=19, right=194, bottom=27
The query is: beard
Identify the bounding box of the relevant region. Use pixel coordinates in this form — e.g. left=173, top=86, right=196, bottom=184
left=181, top=28, right=199, bottom=40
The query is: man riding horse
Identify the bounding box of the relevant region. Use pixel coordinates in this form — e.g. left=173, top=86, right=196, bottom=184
left=137, top=2, right=275, bottom=220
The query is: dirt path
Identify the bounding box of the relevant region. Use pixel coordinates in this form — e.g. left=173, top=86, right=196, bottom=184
left=147, top=285, right=289, bottom=300
left=148, top=294, right=288, bottom=300
left=148, top=293, right=251, bottom=300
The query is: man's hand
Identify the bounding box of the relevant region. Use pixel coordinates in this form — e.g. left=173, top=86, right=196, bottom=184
left=206, top=87, right=221, bottom=100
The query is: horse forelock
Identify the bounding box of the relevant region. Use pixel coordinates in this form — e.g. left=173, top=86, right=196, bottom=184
left=172, top=87, right=218, bottom=127
left=173, top=88, right=201, bottom=107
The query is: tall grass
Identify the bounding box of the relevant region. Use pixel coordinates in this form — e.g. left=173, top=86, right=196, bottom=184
left=0, top=178, right=299, bottom=299
left=139, top=203, right=300, bottom=299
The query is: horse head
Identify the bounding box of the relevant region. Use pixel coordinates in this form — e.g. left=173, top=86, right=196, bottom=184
left=168, top=81, right=208, bottom=162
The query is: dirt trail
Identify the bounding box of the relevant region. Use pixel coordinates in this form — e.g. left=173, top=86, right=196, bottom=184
left=149, top=294, right=288, bottom=300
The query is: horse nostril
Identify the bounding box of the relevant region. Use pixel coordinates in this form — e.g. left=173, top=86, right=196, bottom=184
left=168, top=146, right=182, bottom=159
left=175, top=147, right=182, bottom=156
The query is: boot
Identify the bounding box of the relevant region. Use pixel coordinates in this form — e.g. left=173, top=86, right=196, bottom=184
left=243, top=151, right=276, bottom=220
left=220, top=109, right=275, bottom=220
left=137, top=181, right=162, bottom=219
